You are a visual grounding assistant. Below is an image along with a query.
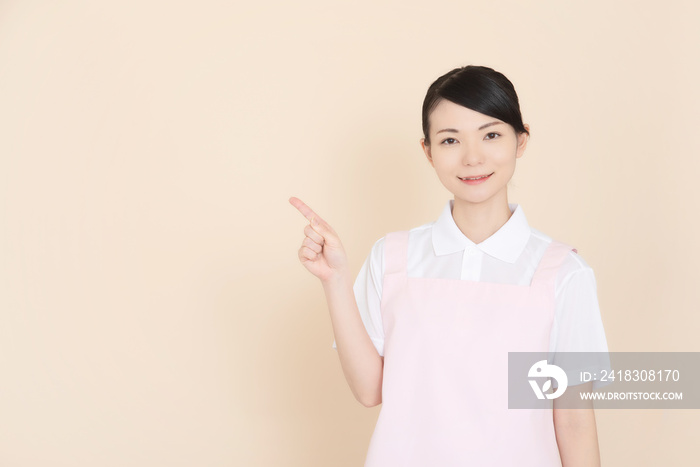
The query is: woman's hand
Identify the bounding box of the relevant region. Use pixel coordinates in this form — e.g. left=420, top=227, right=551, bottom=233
left=289, top=196, right=350, bottom=283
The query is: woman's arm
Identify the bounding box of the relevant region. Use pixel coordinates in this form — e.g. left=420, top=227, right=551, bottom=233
left=323, top=272, right=384, bottom=407
left=290, top=197, right=384, bottom=407
left=553, top=382, right=601, bottom=467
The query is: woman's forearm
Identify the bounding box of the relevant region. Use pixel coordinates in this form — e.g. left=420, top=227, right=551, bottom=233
left=322, top=273, right=383, bottom=407
left=554, top=392, right=601, bottom=467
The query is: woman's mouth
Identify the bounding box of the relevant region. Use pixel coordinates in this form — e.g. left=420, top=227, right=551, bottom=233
left=458, top=173, right=493, bottom=185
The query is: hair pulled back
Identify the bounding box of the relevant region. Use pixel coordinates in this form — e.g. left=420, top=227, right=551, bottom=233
left=421, top=65, right=529, bottom=146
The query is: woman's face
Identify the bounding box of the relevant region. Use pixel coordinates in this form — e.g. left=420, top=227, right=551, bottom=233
left=420, top=99, right=529, bottom=209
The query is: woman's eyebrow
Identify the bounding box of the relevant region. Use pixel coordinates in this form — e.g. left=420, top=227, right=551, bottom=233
left=436, top=121, right=503, bottom=134
left=478, top=121, right=503, bottom=130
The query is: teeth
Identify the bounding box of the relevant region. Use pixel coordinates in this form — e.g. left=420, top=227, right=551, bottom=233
left=460, top=174, right=490, bottom=180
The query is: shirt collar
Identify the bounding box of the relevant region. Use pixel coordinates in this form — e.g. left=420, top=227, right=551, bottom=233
left=431, top=199, right=531, bottom=263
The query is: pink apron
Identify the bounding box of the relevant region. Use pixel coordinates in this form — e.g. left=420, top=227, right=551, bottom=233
left=364, top=230, right=574, bottom=466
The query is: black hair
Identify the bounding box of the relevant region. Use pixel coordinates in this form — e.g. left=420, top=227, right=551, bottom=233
left=421, top=65, right=529, bottom=146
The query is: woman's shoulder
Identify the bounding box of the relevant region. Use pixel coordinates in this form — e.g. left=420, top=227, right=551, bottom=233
left=529, top=227, right=594, bottom=278
left=367, top=221, right=435, bottom=262
left=376, top=222, right=434, bottom=248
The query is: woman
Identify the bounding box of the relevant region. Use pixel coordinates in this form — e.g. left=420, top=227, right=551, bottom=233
left=290, top=65, right=608, bottom=466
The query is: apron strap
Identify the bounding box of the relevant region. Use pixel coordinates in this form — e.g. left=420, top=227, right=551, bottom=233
left=384, top=230, right=410, bottom=276
left=530, top=240, right=577, bottom=286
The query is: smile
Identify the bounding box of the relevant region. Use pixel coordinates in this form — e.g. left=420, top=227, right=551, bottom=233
left=458, top=173, right=493, bottom=181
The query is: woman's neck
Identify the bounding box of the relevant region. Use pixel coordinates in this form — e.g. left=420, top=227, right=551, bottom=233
left=451, top=195, right=513, bottom=245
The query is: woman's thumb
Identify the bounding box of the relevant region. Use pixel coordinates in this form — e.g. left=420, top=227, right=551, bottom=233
left=313, top=216, right=339, bottom=245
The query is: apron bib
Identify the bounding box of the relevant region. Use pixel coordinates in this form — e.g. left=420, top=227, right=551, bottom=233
left=365, top=230, right=574, bottom=466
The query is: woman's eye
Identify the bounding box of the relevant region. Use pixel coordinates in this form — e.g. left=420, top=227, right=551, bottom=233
left=485, top=132, right=500, bottom=140
left=441, top=138, right=458, bottom=145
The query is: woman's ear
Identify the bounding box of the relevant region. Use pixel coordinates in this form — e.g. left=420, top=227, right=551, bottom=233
left=420, top=138, right=434, bottom=167
left=515, top=124, right=530, bottom=159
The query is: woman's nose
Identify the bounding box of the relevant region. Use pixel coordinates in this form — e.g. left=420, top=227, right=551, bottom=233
left=461, top=144, right=483, bottom=165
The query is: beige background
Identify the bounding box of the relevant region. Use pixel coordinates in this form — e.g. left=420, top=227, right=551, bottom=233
left=1, top=0, right=698, bottom=465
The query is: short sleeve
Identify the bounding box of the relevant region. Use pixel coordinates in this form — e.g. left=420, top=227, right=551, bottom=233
left=550, top=251, right=612, bottom=390
left=332, top=237, right=386, bottom=356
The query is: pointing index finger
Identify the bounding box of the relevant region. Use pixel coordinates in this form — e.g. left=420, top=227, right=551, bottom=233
left=289, top=196, right=321, bottom=225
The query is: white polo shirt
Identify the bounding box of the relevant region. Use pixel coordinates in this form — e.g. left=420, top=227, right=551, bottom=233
left=333, top=199, right=609, bottom=367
